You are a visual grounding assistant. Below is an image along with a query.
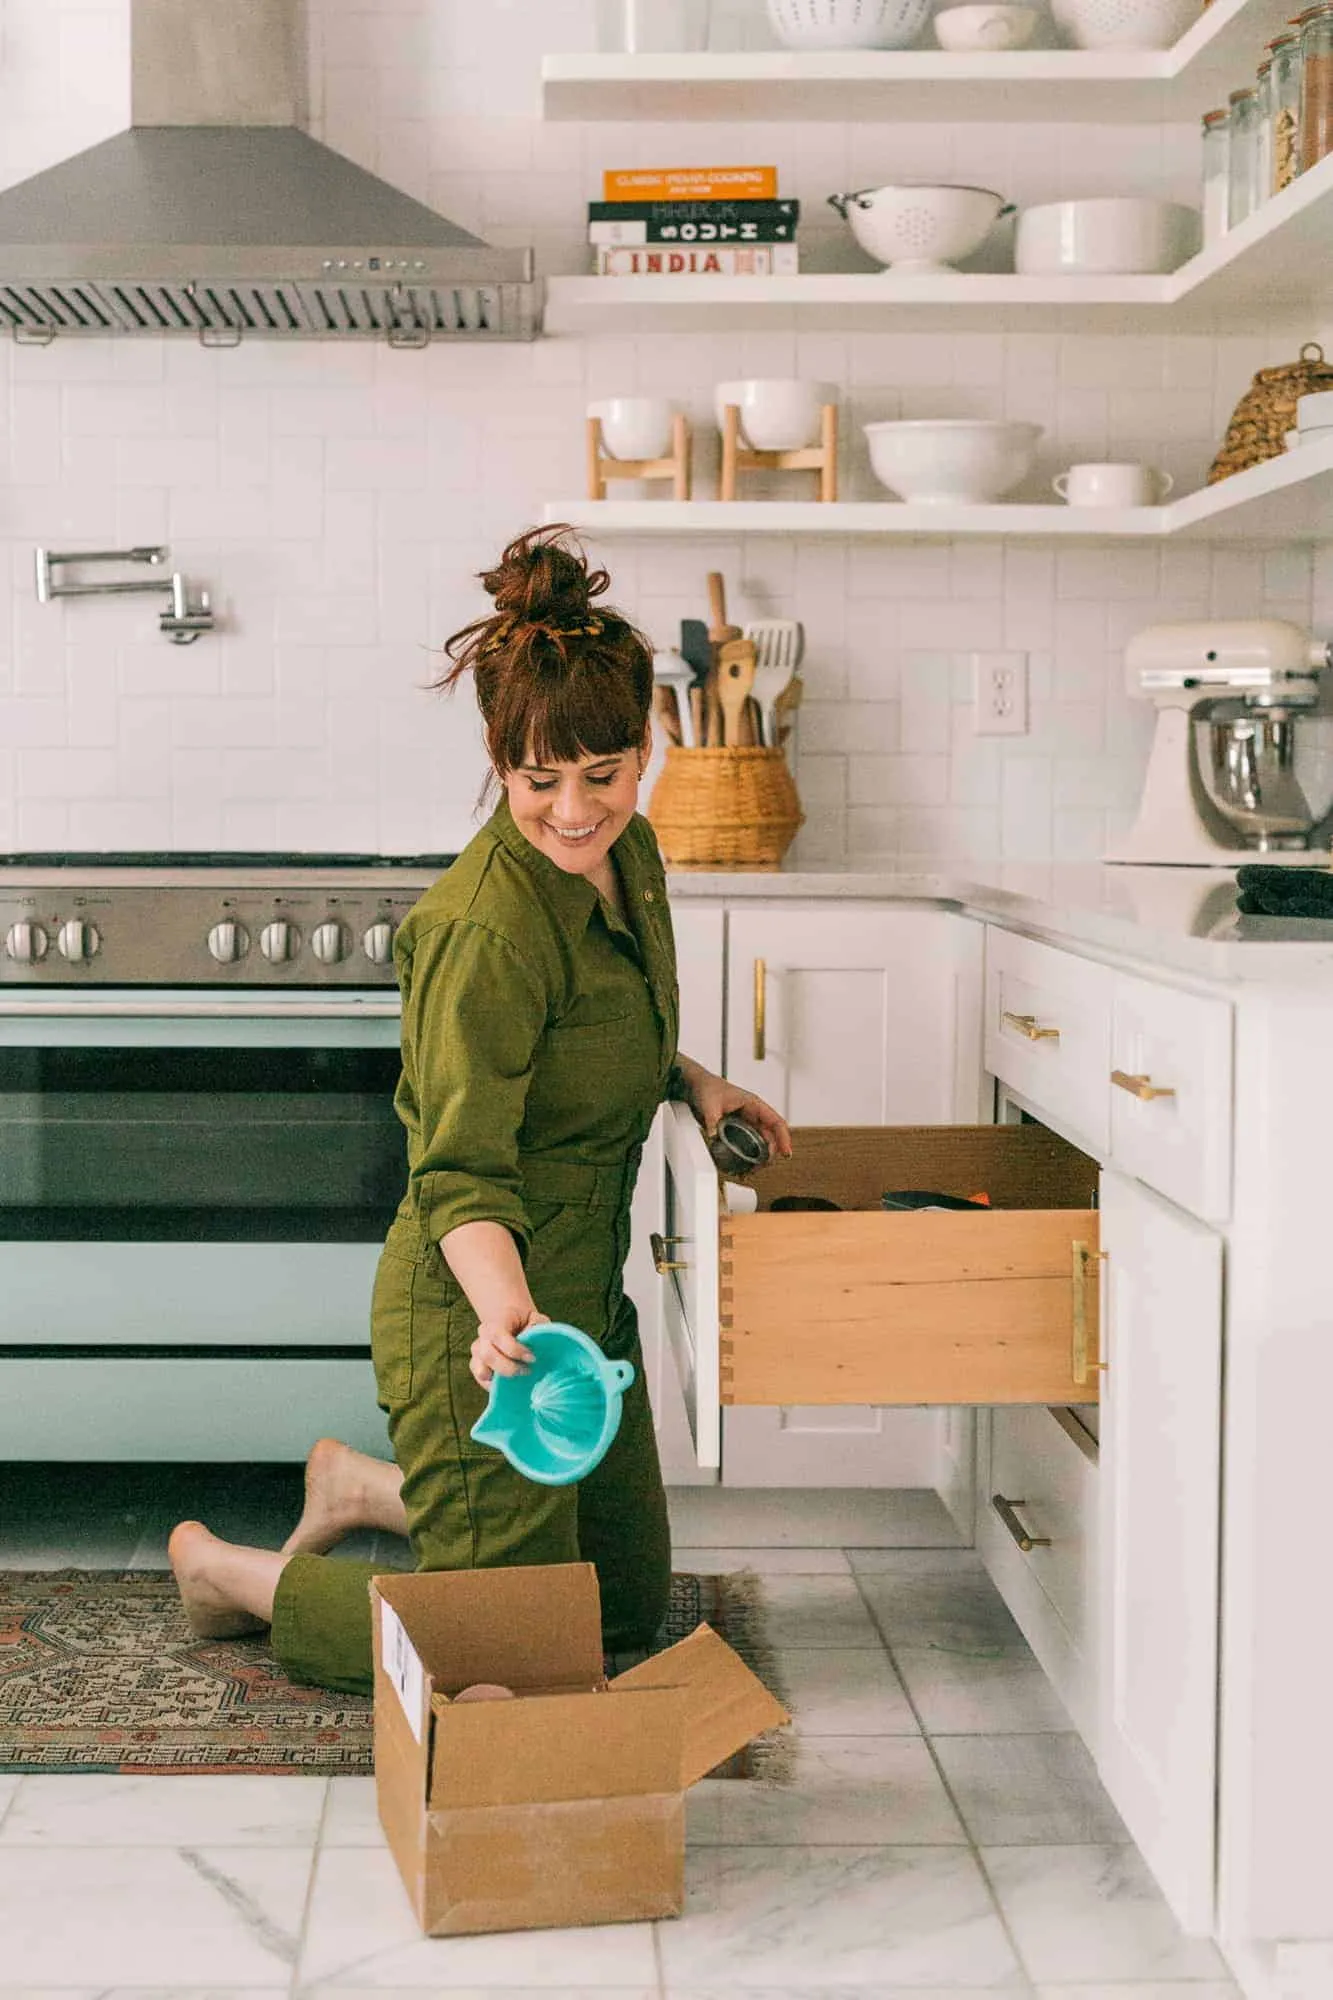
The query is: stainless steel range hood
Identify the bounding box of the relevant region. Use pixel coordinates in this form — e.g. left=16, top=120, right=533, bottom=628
left=0, top=0, right=538, bottom=345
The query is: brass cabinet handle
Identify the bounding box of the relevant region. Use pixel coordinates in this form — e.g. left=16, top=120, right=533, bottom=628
left=992, top=1494, right=1052, bottom=1553
left=650, top=1231, right=687, bottom=1275
left=753, top=957, right=766, bottom=1063
left=1002, top=1010, right=1060, bottom=1043
left=1111, top=1068, right=1176, bottom=1102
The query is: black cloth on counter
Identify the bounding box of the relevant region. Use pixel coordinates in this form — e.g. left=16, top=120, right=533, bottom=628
left=1235, top=865, right=1333, bottom=920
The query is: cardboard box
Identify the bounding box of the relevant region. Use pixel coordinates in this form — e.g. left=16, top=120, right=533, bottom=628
left=371, top=1562, right=789, bottom=1936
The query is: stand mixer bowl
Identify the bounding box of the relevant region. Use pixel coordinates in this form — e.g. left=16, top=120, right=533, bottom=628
left=1195, top=703, right=1316, bottom=850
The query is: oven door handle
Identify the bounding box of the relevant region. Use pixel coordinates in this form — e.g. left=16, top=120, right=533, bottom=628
left=0, top=999, right=402, bottom=1018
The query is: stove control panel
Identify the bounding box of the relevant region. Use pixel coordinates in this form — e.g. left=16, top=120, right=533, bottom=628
left=0, top=872, right=438, bottom=987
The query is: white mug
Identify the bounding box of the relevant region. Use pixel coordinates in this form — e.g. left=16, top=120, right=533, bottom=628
left=1053, top=462, right=1174, bottom=507
left=588, top=396, right=675, bottom=462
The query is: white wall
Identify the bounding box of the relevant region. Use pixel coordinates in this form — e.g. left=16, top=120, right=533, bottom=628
left=0, top=0, right=1325, bottom=861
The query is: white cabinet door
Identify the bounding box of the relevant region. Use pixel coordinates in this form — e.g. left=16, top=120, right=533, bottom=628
left=626, top=901, right=723, bottom=1484
left=719, top=904, right=985, bottom=1487
left=1098, top=1169, right=1222, bottom=1936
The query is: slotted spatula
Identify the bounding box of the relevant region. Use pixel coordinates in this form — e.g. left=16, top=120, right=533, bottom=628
left=742, top=618, right=805, bottom=748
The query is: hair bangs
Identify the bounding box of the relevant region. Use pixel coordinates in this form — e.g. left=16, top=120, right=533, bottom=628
left=489, top=637, right=651, bottom=774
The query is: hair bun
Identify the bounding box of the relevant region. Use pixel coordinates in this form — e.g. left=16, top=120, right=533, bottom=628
left=483, top=524, right=608, bottom=630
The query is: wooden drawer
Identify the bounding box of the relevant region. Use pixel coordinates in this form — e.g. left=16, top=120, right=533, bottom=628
left=1109, top=973, right=1232, bottom=1222
left=660, top=1106, right=1101, bottom=1467
left=984, top=929, right=1113, bottom=1152
left=989, top=1404, right=1098, bottom=1652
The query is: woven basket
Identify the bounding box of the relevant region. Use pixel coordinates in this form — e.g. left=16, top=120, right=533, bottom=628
left=1208, top=341, right=1333, bottom=484
left=648, top=746, right=804, bottom=870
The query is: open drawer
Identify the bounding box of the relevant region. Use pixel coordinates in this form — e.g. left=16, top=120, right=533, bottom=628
left=658, top=1103, right=1100, bottom=1470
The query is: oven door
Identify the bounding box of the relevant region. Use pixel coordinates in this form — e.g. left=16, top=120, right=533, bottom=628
left=0, top=991, right=407, bottom=1460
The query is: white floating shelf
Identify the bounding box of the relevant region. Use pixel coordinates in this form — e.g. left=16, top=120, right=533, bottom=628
left=545, top=436, right=1333, bottom=543
left=542, top=0, right=1290, bottom=122
left=542, top=153, right=1333, bottom=334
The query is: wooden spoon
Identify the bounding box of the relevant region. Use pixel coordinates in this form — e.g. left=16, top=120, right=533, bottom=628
left=717, top=637, right=757, bottom=748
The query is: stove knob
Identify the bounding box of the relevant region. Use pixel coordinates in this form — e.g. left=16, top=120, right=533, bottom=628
left=311, top=920, right=349, bottom=965
left=207, top=920, right=249, bottom=964
left=57, top=918, right=101, bottom=962
left=362, top=920, right=395, bottom=965
left=5, top=920, right=48, bottom=963
left=260, top=919, right=299, bottom=964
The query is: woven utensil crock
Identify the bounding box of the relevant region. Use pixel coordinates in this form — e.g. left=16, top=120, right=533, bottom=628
left=1208, top=341, right=1333, bottom=483
left=648, top=746, right=804, bottom=869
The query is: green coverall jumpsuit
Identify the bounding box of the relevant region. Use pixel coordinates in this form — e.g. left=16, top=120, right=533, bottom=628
left=270, top=798, right=679, bottom=1694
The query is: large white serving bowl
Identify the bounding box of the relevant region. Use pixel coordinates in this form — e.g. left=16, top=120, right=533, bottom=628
left=714, top=378, right=838, bottom=451
left=767, top=0, right=932, bottom=48
left=1015, top=197, right=1200, bottom=275
left=1052, top=0, right=1199, bottom=45
left=1297, top=389, right=1333, bottom=431
left=865, top=419, right=1043, bottom=502
left=587, top=396, right=675, bottom=461
left=828, top=182, right=1011, bottom=271
left=934, top=2, right=1038, bottom=47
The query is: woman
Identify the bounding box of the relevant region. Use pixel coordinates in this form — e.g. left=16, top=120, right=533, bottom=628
left=169, top=525, right=791, bottom=1693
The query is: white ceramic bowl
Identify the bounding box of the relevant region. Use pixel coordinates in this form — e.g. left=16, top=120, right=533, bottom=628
left=587, top=396, right=675, bottom=461
left=864, top=419, right=1043, bottom=503
left=828, top=182, right=1011, bottom=271
left=934, top=2, right=1038, bottom=48
left=1015, top=197, right=1200, bottom=274
left=1297, top=389, right=1333, bottom=430
left=767, top=0, right=931, bottom=47
left=1051, top=0, right=1199, bottom=47
left=714, top=378, right=838, bottom=451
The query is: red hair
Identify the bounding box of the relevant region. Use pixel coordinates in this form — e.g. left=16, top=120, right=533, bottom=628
left=437, top=525, right=654, bottom=775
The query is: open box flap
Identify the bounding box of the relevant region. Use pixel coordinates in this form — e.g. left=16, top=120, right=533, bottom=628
left=609, top=1622, right=789, bottom=1788
left=429, top=1684, right=685, bottom=1809
left=372, top=1563, right=604, bottom=1694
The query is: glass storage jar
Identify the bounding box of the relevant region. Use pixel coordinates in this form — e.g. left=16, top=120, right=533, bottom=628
left=594, top=0, right=711, bottom=50
left=1298, top=0, right=1333, bottom=171
left=1227, top=85, right=1263, bottom=228
left=1202, top=106, right=1231, bottom=243
left=1263, top=30, right=1304, bottom=190
left=1255, top=57, right=1276, bottom=206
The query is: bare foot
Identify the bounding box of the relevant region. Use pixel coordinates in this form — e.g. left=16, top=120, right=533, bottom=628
left=168, top=1521, right=267, bottom=1639
left=280, top=1437, right=371, bottom=1557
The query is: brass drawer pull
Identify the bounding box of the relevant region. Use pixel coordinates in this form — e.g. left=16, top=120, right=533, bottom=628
left=1071, top=1240, right=1108, bottom=1385
left=992, top=1493, right=1051, bottom=1553
left=1002, top=1010, right=1060, bottom=1043
left=1111, top=1068, right=1176, bottom=1102
left=650, top=1231, right=687, bottom=1275
left=753, top=957, right=766, bottom=1063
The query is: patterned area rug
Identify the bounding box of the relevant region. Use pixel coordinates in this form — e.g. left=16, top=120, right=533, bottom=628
left=0, top=1568, right=790, bottom=1779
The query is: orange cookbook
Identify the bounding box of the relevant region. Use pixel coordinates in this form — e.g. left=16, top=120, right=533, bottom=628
left=602, top=166, right=779, bottom=202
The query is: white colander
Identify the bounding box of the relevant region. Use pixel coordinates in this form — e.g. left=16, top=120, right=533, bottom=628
left=767, top=0, right=932, bottom=49
left=1052, top=0, right=1200, bottom=49
left=828, top=183, right=1012, bottom=272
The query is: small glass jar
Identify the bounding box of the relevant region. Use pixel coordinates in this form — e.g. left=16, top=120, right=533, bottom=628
left=1263, top=30, right=1304, bottom=191
left=1202, top=106, right=1231, bottom=243
left=1255, top=56, right=1276, bottom=201
left=1227, top=85, right=1263, bottom=229
left=1297, top=0, right=1333, bottom=172
left=594, top=0, right=711, bottom=52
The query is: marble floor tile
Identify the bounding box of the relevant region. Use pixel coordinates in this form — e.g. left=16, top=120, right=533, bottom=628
left=658, top=1845, right=1022, bottom=1989
left=0, top=1775, right=21, bottom=1825
left=892, top=1646, right=1075, bottom=1735
left=321, top=1775, right=383, bottom=1847
left=672, top=1547, right=853, bottom=1575
left=665, top=1991, right=1034, bottom=1999
left=1, top=1773, right=328, bottom=1847
left=774, top=1646, right=920, bottom=1736
left=299, top=1991, right=657, bottom=2000
left=0, top=1990, right=293, bottom=1999
left=689, top=1735, right=965, bottom=1848
left=933, top=1734, right=1129, bottom=1845
left=1035, top=1986, right=1242, bottom=1999
left=0, top=1847, right=315, bottom=1984
left=856, top=1571, right=1029, bottom=1657
left=982, top=1845, right=1231, bottom=1984
left=752, top=1576, right=883, bottom=1649
left=298, top=1845, right=658, bottom=1987
left=666, top=1488, right=964, bottom=1550
left=844, top=1550, right=987, bottom=1578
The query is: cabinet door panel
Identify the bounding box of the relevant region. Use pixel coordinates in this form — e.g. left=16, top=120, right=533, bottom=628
left=1099, top=1170, right=1222, bottom=1936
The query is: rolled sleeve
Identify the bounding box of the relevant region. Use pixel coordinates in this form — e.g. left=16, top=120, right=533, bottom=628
left=399, top=918, right=548, bottom=1253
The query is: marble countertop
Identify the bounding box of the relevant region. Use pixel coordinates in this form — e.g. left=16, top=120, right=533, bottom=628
left=664, top=860, right=1333, bottom=984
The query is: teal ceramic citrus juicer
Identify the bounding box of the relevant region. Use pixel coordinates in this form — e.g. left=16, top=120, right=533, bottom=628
left=470, top=1323, right=635, bottom=1487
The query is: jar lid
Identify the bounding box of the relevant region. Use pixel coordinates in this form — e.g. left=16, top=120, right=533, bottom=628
left=1228, top=85, right=1257, bottom=103
left=1202, top=106, right=1229, bottom=126
left=1265, top=29, right=1300, bottom=47
left=1289, top=4, right=1333, bottom=23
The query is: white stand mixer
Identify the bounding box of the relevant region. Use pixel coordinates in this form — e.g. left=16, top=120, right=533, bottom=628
left=1106, top=620, right=1333, bottom=867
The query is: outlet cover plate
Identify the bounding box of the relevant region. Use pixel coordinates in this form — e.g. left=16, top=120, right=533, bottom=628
left=971, top=651, right=1028, bottom=736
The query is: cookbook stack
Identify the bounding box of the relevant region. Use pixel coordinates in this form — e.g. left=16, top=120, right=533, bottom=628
left=588, top=165, right=799, bottom=277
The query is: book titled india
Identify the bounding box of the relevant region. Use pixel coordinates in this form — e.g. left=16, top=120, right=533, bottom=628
left=589, top=199, right=800, bottom=245
left=602, top=165, right=779, bottom=202
left=593, top=243, right=800, bottom=276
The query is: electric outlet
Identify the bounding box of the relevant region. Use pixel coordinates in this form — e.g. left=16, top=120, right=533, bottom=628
left=971, top=651, right=1028, bottom=736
